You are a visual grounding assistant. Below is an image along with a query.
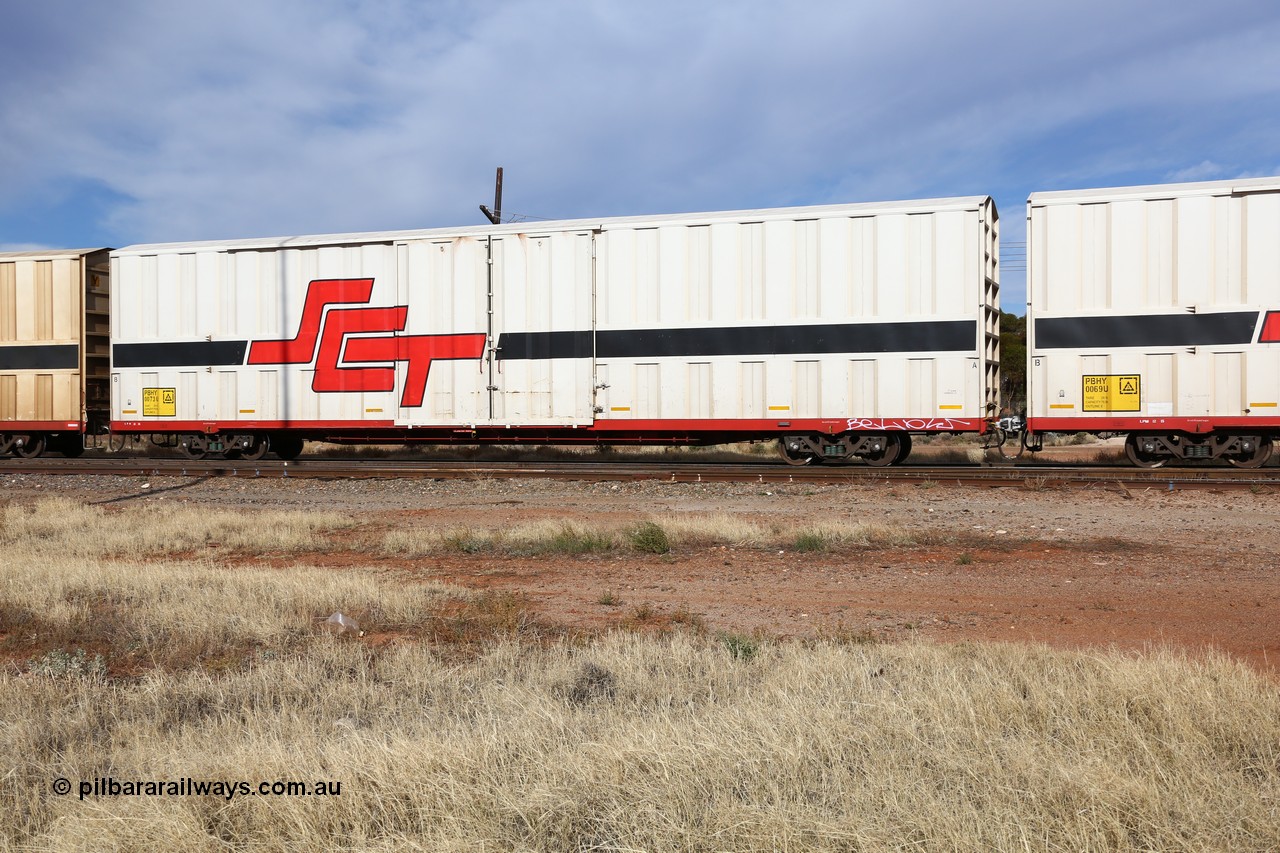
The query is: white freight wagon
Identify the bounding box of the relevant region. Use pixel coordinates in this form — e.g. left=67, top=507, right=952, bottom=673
left=1026, top=176, right=1280, bottom=466
left=0, top=248, right=110, bottom=457
left=111, top=196, right=1000, bottom=463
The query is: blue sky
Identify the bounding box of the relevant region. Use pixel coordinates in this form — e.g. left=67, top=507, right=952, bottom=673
left=2, top=1, right=1279, bottom=312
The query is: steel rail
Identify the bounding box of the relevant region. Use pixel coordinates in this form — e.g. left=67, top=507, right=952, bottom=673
left=2, top=456, right=1278, bottom=489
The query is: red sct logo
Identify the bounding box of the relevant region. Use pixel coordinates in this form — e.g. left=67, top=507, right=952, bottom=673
left=1260, top=311, right=1280, bottom=344
left=247, top=279, right=486, bottom=407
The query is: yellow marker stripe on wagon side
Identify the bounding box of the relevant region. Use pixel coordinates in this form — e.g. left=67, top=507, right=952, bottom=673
left=939, top=405, right=963, bottom=410
left=1049, top=404, right=1076, bottom=409
left=768, top=405, right=790, bottom=411
left=1249, top=402, right=1278, bottom=408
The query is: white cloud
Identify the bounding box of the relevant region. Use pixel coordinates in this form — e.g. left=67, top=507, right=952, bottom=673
left=1166, top=160, right=1226, bottom=182
left=2, top=0, right=1279, bottom=309
left=0, top=243, right=56, bottom=253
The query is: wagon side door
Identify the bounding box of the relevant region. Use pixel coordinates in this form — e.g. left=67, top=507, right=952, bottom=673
left=489, top=230, right=597, bottom=425
left=394, top=237, right=492, bottom=426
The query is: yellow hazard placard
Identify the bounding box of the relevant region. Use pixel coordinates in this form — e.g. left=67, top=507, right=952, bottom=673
left=1082, top=375, right=1140, bottom=412
left=142, top=387, right=177, bottom=417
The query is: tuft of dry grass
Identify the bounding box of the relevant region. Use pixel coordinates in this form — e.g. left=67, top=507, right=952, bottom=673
left=384, top=514, right=966, bottom=558
left=0, top=552, right=463, bottom=674
left=387, top=518, right=616, bottom=557
left=2, top=497, right=352, bottom=558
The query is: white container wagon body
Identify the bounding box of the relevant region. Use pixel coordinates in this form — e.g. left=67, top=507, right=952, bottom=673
left=1026, top=176, right=1280, bottom=467
left=110, top=196, right=1000, bottom=463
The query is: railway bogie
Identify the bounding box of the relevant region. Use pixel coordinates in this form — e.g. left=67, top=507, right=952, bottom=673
left=1120, top=432, right=1273, bottom=469
left=169, top=432, right=304, bottom=461
left=777, top=431, right=911, bottom=466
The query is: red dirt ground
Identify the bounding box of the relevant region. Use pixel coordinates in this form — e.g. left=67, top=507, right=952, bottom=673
left=4, top=472, right=1278, bottom=676
left=391, top=536, right=1279, bottom=675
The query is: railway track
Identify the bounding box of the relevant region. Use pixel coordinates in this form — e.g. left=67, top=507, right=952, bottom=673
left=2, top=455, right=1278, bottom=490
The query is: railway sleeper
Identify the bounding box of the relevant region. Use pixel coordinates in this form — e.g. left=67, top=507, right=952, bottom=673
left=1124, top=432, right=1273, bottom=469
left=778, top=432, right=911, bottom=467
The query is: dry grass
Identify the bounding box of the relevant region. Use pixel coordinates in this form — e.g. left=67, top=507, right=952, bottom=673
left=2, top=497, right=352, bottom=558
left=0, top=552, right=463, bottom=674
left=384, top=514, right=961, bottom=557
left=3, top=500, right=1278, bottom=850
left=2, top=628, right=1277, bottom=851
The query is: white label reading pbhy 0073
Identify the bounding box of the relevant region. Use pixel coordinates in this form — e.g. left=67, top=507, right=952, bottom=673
left=142, top=388, right=177, bottom=417
left=1081, top=375, right=1140, bottom=413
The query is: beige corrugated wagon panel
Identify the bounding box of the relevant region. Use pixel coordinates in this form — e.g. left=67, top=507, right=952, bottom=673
left=0, top=248, right=110, bottom=428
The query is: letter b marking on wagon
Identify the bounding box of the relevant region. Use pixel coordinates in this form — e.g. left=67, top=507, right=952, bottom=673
left=247, top=279, right=486, bottom=407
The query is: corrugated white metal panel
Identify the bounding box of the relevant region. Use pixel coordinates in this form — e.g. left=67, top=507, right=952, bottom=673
left=112, top=197, right=991, bottom=257
left=112, top=197, right=995, bottom=430
left=594, top=201, right=995, bottom=423
left=1029, top=175, right=1280, bottom=206
left=490, top=231, right=595, bottom=425
left=396, top=237, right=488, bottom=423
left=113, top=242, right=409, bottom=427
left=1027, top=177, right=1280, bottom=421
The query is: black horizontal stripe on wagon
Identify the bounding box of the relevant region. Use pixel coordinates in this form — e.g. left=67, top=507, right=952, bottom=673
left=0, top=344, right=79, bottom=370
left=1035, top=312, right=1259, bottom=349
left=112, top=341, right=249, bottom=368
left=109, top=319, right=977, bottom=368
left=496, top=320, right=976, bottom=360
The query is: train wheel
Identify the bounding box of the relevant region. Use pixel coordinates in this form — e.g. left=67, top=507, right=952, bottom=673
left=271, top=436, right=305, bottom=461
left=1124, top=434, right=1166, bottom=469
left=240, top=435, right=270, bottom=461
left=1227, top=436, right=1273, bottom=469
left=863, top=434, right=902, bottom=467
left=777, top=437, right=815, bottom=466
left=0, top=434, right=14, bottom=455
left=179, top=435, right=208, bottom=460
left=891, top=433, right=913, bottom=465
left=14, top=434, right=46, bottom=459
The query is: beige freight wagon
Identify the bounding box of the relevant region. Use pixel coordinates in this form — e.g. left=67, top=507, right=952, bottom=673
left=0, top=249, right=110, bottom=456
